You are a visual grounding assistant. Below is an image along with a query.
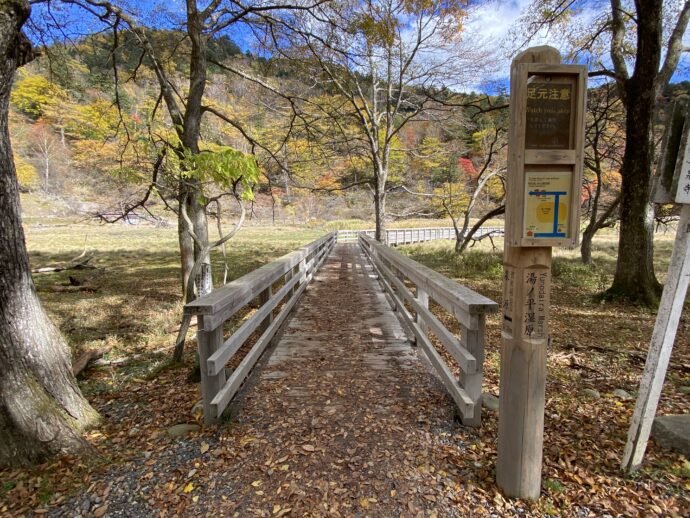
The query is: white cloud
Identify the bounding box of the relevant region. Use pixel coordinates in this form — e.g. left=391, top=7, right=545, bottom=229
left=461, top=0, right=690, bottom=91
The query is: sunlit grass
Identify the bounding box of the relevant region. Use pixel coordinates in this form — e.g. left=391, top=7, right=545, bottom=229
left=25, top=222, right=324, bottom=366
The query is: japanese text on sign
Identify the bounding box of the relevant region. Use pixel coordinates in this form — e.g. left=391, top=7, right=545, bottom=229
left=502, top=266, right=516, bottom=335
left=523, top=269, right=549, bottom=339
left=525, top=82, right=572, bottom=150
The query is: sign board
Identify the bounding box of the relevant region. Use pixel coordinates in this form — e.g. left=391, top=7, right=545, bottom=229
left=624, top=101, right=690, bottom=473
left=504, top=63, right=587, bottom=248
left=497, top=46, right=587, bottom=501
left=525, top=83, right=572, bottom=150
left=523, top=171, right=572, bottom=238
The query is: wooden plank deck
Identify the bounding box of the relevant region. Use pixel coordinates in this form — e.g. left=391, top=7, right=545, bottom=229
left=215, top=243, right=468, bottom=515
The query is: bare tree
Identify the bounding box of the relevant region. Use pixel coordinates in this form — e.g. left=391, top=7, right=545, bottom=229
left=28, top=121, right=61, bottom=192
left=581, top=81, right=624, bottom=264
left=260, top=0, right=484, bottom=241
left=396, top=124, right=507, bottom=253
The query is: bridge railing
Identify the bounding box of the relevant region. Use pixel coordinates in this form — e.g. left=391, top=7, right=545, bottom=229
left=337, top=226, right=504, bottom=246
left=185, top=232, right=337, bottom=423
left=336, top=229, right=375, bottom=242
left=359, top=234, right=498, bottom=426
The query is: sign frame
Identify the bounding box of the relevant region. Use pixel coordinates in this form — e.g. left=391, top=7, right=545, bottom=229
left=504, top=63, right=587, bottom=248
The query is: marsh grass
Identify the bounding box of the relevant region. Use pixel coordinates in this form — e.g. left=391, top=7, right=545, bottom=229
left=25, top=222, right=323, bottom=394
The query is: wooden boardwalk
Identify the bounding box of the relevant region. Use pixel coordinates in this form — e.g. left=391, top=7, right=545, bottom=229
left=214, top=243, right=470, bottom=515
left=260, top=242, right=431, bottom=418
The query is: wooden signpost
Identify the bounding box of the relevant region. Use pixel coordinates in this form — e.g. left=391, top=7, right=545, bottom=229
left=621, top=101, right=690, bottom=472
left=496, top=46, right=586, bottom=499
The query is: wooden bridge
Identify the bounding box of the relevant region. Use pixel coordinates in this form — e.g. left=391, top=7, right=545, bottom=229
left=336, top=226, right=504, bottom=246
left=185, top=231, right=498, bottom=430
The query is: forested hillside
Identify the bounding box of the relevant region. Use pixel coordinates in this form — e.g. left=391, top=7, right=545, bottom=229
left=10, top=30, right=506, bottom=226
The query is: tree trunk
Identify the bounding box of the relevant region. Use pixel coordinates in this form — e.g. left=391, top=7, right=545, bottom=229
left=178, top=189, right=195, bottom=298
left=191, top=190, right=212, bottom=297
left=373, top=173, right=387, bottom=242
left=456, top=205, right=506, bottom=255
left=581, top=195, right=621, bottom=265
left=581, top=226, right=594, bottom=265
left=183, top=3, right=213, bottom=298
left=374, top=191, right=386, bottom=242
left=43, top=145, right=49, bottom=193
left=0, top=1, right=99, bottom=467
left=581, top=174, right=602, bottom=266
left=607, top=1, right=663, bottom=304
left=177, top=186, right=212, bottom=300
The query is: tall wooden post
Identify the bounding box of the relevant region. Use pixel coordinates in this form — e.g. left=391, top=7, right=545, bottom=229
left=622, top=101, right=690, bottom=472
left=496, top=46, right=586, bottom=499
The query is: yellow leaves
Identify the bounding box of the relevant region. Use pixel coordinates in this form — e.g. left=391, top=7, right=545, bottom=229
left=11, top=71, right=67, bottom=119
left=273, top=505, right=292, bottom=517
left=251, top=480, right=262, bottom=487
left=183, top=146, right=259, bottom=196
left=13, top=152, right=37, bottom=189
left=484, top=174, right=505, bottom=200
left=353, top=12, right=398, bottom=48
left=358, top=497, right=377, bottom=508
left=200, top=442, right=210, bottom=454
left=65, top=99, right=120, bottom=141
left=240, top=435, right=256, bottom=447
left=183, top=482, right=194, bottom=493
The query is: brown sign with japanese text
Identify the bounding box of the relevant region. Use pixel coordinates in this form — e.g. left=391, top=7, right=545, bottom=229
left=525, top=82, right=572, bottom=150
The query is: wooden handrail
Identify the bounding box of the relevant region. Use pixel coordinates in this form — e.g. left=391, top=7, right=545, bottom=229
left=185, top=232, right=337, bottom=423
left=359, top=234, right=498, bottom=426
left=186, top=233, right=335, bottom=331
left=336, top=226, right=504, bottom=246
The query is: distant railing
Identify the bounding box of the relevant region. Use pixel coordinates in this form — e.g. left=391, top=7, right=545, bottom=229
left=359, top=234, right=498, bottom=426
left=185, top=233, right=337, bottom=423
left=337, top=227, right=504, bottom=246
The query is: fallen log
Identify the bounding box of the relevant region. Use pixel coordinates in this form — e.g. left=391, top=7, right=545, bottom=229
left=32, top=255, right=96, bottom=274
left=72, top=345, right=112, bottom=376
left=91, top=345, right=176, bottom=368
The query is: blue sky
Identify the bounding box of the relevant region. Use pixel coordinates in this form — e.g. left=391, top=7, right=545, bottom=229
left=29, top=0, right=690, bottom=93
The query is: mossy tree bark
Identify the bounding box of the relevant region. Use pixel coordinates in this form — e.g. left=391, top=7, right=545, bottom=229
left=0, top=0, right=99, bottom=467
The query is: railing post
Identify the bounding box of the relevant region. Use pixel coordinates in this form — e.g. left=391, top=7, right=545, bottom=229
left=284, top=268, right=292, bottom=286
left=197, top=318, right=226, bottom=425
left=460, top=314, right=485, bottom=427
left=415, top=286, right=428, bottom=346
left=258, top=286, right=273, bottom=332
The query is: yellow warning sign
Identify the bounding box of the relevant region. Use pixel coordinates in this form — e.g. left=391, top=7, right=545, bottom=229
left=523, top=172, right=572, bottom=239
